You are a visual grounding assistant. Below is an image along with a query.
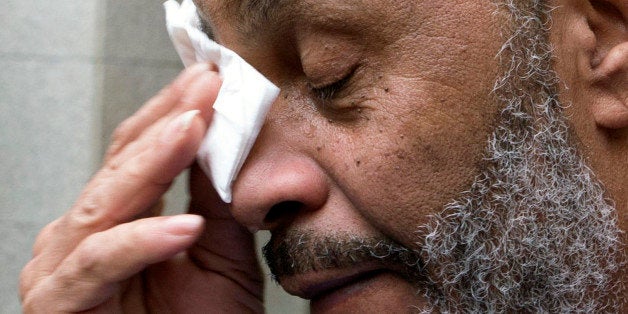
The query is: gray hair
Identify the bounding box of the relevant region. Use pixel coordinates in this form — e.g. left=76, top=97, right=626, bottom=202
left=419, top=0, right=625, bottom=312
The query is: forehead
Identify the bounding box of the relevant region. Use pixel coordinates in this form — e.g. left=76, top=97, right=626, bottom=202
left=195, top=0, right=413, bottom=39
left=194, top=0, right=283, bottom=24
left=196, top=0, right=289, bottom=38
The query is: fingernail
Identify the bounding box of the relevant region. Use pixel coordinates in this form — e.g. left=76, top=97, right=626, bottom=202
left=160, top=110, right=200, bottom=143
left=163, top=214, right=204, bottom=236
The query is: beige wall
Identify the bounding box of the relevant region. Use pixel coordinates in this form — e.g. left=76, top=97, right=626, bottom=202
left=0, top=0, right=305, bottom=312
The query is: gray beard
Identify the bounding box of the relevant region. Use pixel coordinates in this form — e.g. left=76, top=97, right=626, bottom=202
left=264, top=0, right=625, bottom=312
left=419, top=1, right=624, bottom=312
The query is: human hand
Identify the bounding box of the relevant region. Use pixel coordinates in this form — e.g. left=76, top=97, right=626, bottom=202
left=19, top=63, right=264, bottom=313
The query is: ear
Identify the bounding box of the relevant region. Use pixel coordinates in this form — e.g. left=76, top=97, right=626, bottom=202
left=585, top=0, right=628, bottom=129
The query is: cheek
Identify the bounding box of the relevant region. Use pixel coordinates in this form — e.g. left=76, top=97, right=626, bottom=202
left=324, top=77, right=498, bottom=246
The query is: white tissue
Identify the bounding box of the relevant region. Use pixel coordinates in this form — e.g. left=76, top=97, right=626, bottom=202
left=164, top=0, right=280, bottom=203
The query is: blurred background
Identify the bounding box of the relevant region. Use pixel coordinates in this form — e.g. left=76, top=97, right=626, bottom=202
left=0, top=0, right=305, bottom=312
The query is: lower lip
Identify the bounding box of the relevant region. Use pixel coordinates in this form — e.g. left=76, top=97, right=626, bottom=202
left=309, top=271, right=422, bottom=313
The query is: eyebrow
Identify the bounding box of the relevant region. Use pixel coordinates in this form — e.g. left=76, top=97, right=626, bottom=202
left=197, top=0, right=293, bottom=39
left=198, top=0, right=376, bottom=43
left=232, top=0, right=288, bottom=26
left=242, top=0, right=276, bottom=16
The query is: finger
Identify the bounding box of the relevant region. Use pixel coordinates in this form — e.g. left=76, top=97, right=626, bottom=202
left=104, top=62, right=215, bottom=162
left=187, top=164, right=264, bottom=297
left=23, top=215, right=204, bottom=313
left=105, top=70, right=221, bottom=169
left=35, top=69, right=220, bottom=270
left=34, top=110, right=207, bottom=270
left=29, top=198, right=161, bottom=260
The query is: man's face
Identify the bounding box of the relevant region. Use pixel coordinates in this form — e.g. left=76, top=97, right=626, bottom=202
left=198, top=0, right=624, bottom=312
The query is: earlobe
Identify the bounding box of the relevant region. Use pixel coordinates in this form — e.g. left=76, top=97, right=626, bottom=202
left=585, top=0, right=628, bottom=129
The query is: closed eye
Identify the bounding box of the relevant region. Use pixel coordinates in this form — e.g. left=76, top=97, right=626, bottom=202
left=309, top=70, right=355, bottom=101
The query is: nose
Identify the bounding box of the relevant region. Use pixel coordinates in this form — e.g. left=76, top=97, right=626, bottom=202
left=231, top=151, right=330, bottom=232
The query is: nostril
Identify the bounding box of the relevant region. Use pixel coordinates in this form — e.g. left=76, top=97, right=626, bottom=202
left=264, top=201, right=303, bottom=226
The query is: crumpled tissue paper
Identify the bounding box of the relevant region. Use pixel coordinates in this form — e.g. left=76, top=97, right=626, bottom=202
left=164, top=0, right=280, bottom=203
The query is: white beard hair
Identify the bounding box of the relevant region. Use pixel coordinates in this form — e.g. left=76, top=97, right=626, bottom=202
left=417, top=0, right=625, bottom=312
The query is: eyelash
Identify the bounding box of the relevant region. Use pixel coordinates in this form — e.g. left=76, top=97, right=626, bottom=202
left=309, top=71, right=354, bottom=101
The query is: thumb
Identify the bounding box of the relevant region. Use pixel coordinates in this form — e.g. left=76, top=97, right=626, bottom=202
left=186, top=163, right=263, bottom=295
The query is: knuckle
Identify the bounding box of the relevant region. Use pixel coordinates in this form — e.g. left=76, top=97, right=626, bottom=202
left=111, top=119, right=133, bottom=146
left=68, top=205, right=108, bottom=233
left=68, top=190, right=112, bottom=232
left=124, top=158, right=171, bottom=187
left=19, top=259, right=52, bottom=309
left=123, top=161, right=151, bottom=185
left=32, top=219, right=60, bottom=256
left=105, top=118, right=135, bottom=160
left=57, top=175, right=118, bottom=239
left=103, top=153, right=125, bottom=174
left=69, top=229, right=135, bottom=282
left=104, top=142, right=123, bottom=163
left=71, top=235, right=106, bottom=280
left=19, top=260, right=36, bottom=301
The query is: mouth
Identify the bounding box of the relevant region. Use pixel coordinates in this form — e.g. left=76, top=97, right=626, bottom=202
left=263, top=231, right=428, bottom=311
left=307, top=270, right=386, bottom=301
left=279, top=263, right=421, bottom=312
left=279, top=262, right=383, bottom=299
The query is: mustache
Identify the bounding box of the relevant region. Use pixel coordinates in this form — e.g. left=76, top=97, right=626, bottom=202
left=262, top=230, right=429, bottom=283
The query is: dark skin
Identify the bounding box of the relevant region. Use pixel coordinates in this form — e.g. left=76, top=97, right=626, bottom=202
left=20, top=0, right=627, bottom=312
